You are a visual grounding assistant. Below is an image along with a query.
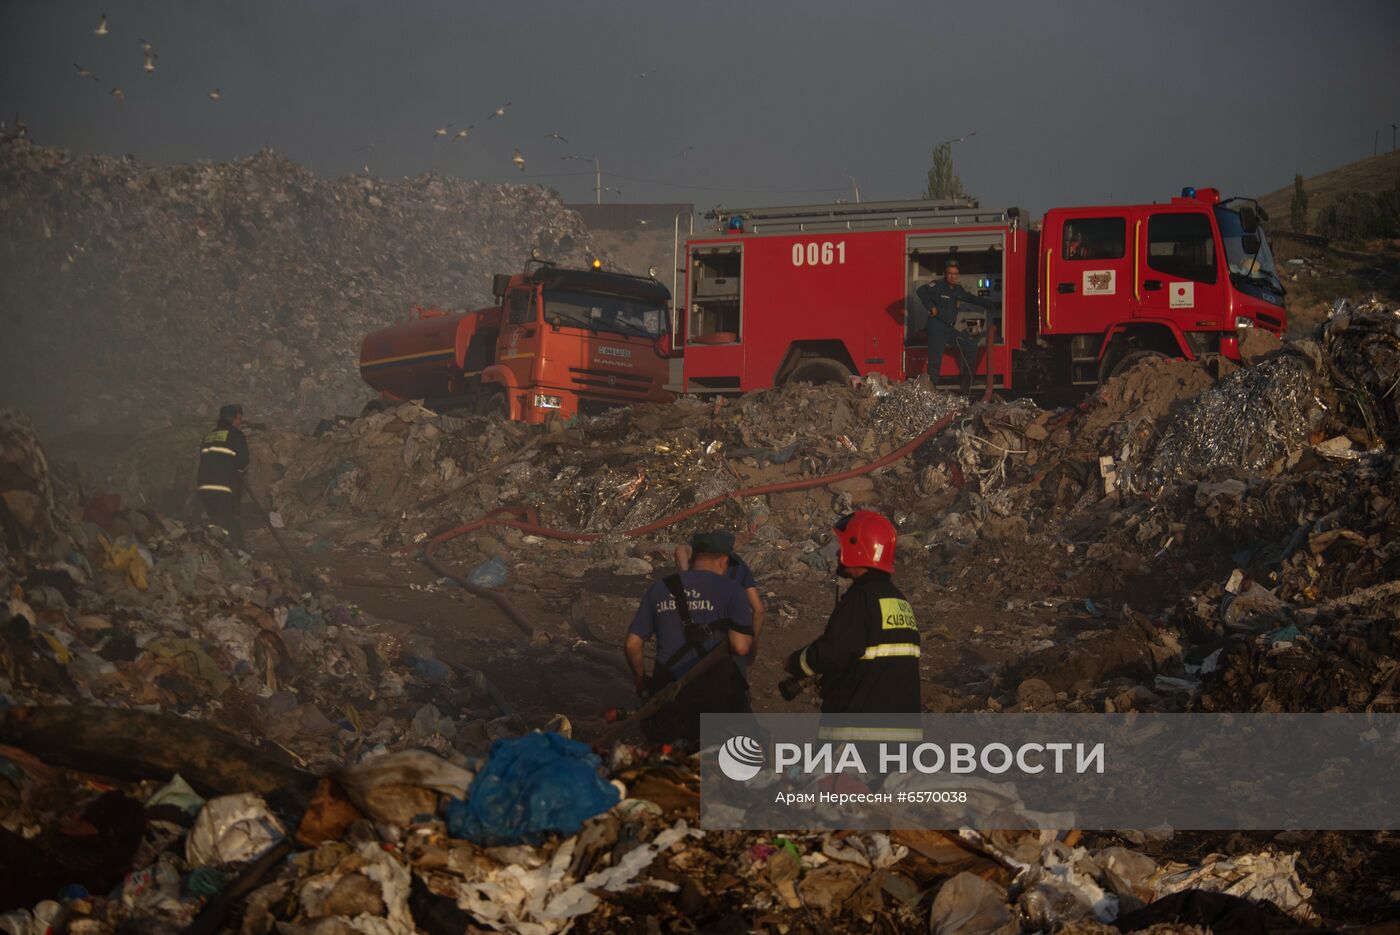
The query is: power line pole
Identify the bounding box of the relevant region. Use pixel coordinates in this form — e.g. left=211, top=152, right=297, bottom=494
left=595, top=158, right=602, bottom=205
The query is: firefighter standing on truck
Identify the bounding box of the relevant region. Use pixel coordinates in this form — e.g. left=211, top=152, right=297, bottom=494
left=196, top=403, right=250, bottom=549
left=783, top=511, right=922, bottom=750
left=625, top=530, right=754, bottom=747
left=916, top=258, right=996, bottom=388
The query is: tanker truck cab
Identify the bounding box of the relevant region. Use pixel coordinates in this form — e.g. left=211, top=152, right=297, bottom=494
left=482, top=263, right=673, bottom=423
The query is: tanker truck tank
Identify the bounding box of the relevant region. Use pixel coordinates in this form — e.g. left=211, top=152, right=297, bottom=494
left=358, top=304, right=500, bottom=402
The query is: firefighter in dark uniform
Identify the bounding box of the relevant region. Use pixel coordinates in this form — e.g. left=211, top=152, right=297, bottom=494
left=196, top=403, right=250, bottom=549
left=915, top=258, right=997, bottom=388
left=625, top=530, right=755, bottom=746
left=784, top=511, right=922, bottom=754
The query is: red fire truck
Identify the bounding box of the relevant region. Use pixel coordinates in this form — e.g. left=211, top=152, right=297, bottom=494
left=677, top=188, right=1286, bottom=393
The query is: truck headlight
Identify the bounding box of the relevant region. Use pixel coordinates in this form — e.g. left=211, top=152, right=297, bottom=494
left=533, top=394, right=562, bottom=409
left=1235, top=316, right=1254, bottom=328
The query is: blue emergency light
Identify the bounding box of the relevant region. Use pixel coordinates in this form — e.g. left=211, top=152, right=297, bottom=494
left=1181, top=186, right=1197, bottom=198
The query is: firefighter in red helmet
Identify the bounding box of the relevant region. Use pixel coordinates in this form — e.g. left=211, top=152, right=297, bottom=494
left=784, top=511, right=922, bottom=724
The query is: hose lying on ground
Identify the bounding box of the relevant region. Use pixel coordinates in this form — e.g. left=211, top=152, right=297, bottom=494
left=423, top=408, right=964, bottom=635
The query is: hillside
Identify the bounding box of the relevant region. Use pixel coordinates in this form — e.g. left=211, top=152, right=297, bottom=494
left=0, top=141, right=596, bottom=436
left=1256, top=149, right=1400, bottom=231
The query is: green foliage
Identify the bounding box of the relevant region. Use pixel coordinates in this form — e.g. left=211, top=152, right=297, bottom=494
left=1290, top=174, right=1308, bottom=234
left=923, top=143, right=963, bottom=201
left=1315, top=183, right=1400, bottom=241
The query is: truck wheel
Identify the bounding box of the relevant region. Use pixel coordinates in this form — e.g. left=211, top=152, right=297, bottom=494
left=478, top=387, right=509, bottom=419
left=783, top=357, right=853, bottom=386
left=1107, top=349, right=1169, bottom=380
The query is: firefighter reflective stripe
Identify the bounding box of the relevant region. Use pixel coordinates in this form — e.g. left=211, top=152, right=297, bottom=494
left=198, top=484, right=233, bottom=493
left=818, top=725, right=925, bottom=741
left=859, top=643, right=920, bottom=661
left=798, top=647, right=816, bottom=677
left=200, top=446, right=238, bottom=457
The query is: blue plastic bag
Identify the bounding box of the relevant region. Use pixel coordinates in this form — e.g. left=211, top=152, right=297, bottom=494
left=466, top=557, right=508, bottom=589
left=445, top=732, right=619, bottom=845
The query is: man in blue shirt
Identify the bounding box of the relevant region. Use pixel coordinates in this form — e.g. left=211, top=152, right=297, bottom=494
left=674, top=533, right=765, bottom=660
left=915, top=258, right=996, bottom=389
left=626, top=531, right=754, bottom=744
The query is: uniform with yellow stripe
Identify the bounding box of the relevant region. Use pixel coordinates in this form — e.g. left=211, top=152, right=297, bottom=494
left=785, top=569, right=922, bottom=734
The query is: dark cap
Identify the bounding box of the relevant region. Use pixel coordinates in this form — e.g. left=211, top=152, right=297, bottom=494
left=944, top=258, right=960, bottom=271
left=689, top=530, right=735, bottom=556
left=218, top=403, right=243, bottom=421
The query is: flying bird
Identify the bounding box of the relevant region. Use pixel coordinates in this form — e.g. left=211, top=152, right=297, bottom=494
left=453, top=125, right=474, bottom=141
left=487, top=102, right=511, bottom=120
left=143, top=50, right=156, bottom=73
left=74, top=63, right=99, bottom=81
left=110, top=87, right=124, bottom=102
left=636, top=71, right=649, bottom=79
left=433, top=124, right=452, bottom=139
left=673, top=145, right=693, bottom=158
left=511, top=149, right=525, bottom=172
left=208, top=88, right=221, bottom=101
left=95, top=13, right=109, bottom=36
left=545, top=132, right=567, bottom=143
left=138, top=37, right=153, bottom=52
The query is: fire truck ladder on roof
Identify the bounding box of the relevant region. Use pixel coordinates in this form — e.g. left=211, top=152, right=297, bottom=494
left=705, top=198, right=1018, bottom=235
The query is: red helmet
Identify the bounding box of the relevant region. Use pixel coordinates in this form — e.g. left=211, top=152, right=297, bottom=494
left=832, top=510, right=896, bottom=573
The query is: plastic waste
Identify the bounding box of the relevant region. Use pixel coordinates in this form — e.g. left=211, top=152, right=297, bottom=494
left=146, top=773, right=205, bottom=815
left=466, top=556, right=508, bottom=589
left=186, top=794, right=286, bottom=868
left=445, top=732, right=619, bottom=845
left=405, top=653, right=451, bottom=685
left=282, top=605, right=325, bottom=635
left=929, top=872, right=1017, bottom=935
left=336, top=749, right=475, bottom=827
left=186, top=867, right=232, bottom=898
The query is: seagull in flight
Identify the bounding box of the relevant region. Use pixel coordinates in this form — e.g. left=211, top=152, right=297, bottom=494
left=673, top=145, right=693, bottom=158
left=545, top=132, right=567, bottom=143
left=208, top=88, right=221, bottom=101
left=433, top=124, right=452, bottom=139
left=511, top=149, right=525, bottom=172
left=74, top=63, right=100, bottom=81
left=111, top=87, right=124, bottom=102
left=453, top=125, right=474, bottom=141
left=138, top=37, right=153, bottom=52
left=143, top=50, right=157, bottom=73
left=95, top=13, right=109, bottom=36
left=488, top=101, right=511, bottom=120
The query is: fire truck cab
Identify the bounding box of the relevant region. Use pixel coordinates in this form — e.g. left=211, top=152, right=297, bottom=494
left=1039, top=187, right=1286, bottom=384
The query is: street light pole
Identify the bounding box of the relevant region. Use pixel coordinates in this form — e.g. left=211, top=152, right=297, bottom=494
left=843, top=174, right=861, bottom=204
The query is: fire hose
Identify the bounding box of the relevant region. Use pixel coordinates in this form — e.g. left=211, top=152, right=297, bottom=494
left=424, top=407, right=966, bottom=629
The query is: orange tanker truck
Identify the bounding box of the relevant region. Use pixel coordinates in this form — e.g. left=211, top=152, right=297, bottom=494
left=359, top=259, right=675, bottom=423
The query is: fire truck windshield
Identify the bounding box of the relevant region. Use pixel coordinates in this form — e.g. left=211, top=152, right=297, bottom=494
left=1215, top=206, right=1284, bottom=297
left=543, top=289, right=666, bottom=339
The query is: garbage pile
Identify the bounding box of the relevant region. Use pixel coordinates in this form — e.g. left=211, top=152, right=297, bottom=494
left=259, top=378, right=966, bottom=579
left=1, top=726, right=1337, bottom=934
left=0, top=139, right=597, bottom=436
left=0, top=408, right=524, bottom=778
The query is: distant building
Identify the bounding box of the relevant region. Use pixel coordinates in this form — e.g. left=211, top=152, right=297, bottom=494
left=565, top=203, right=695, bottom=232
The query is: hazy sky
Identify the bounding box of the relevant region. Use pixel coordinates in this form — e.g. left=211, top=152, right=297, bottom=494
left=4, top=1, right=1399, bottom=217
